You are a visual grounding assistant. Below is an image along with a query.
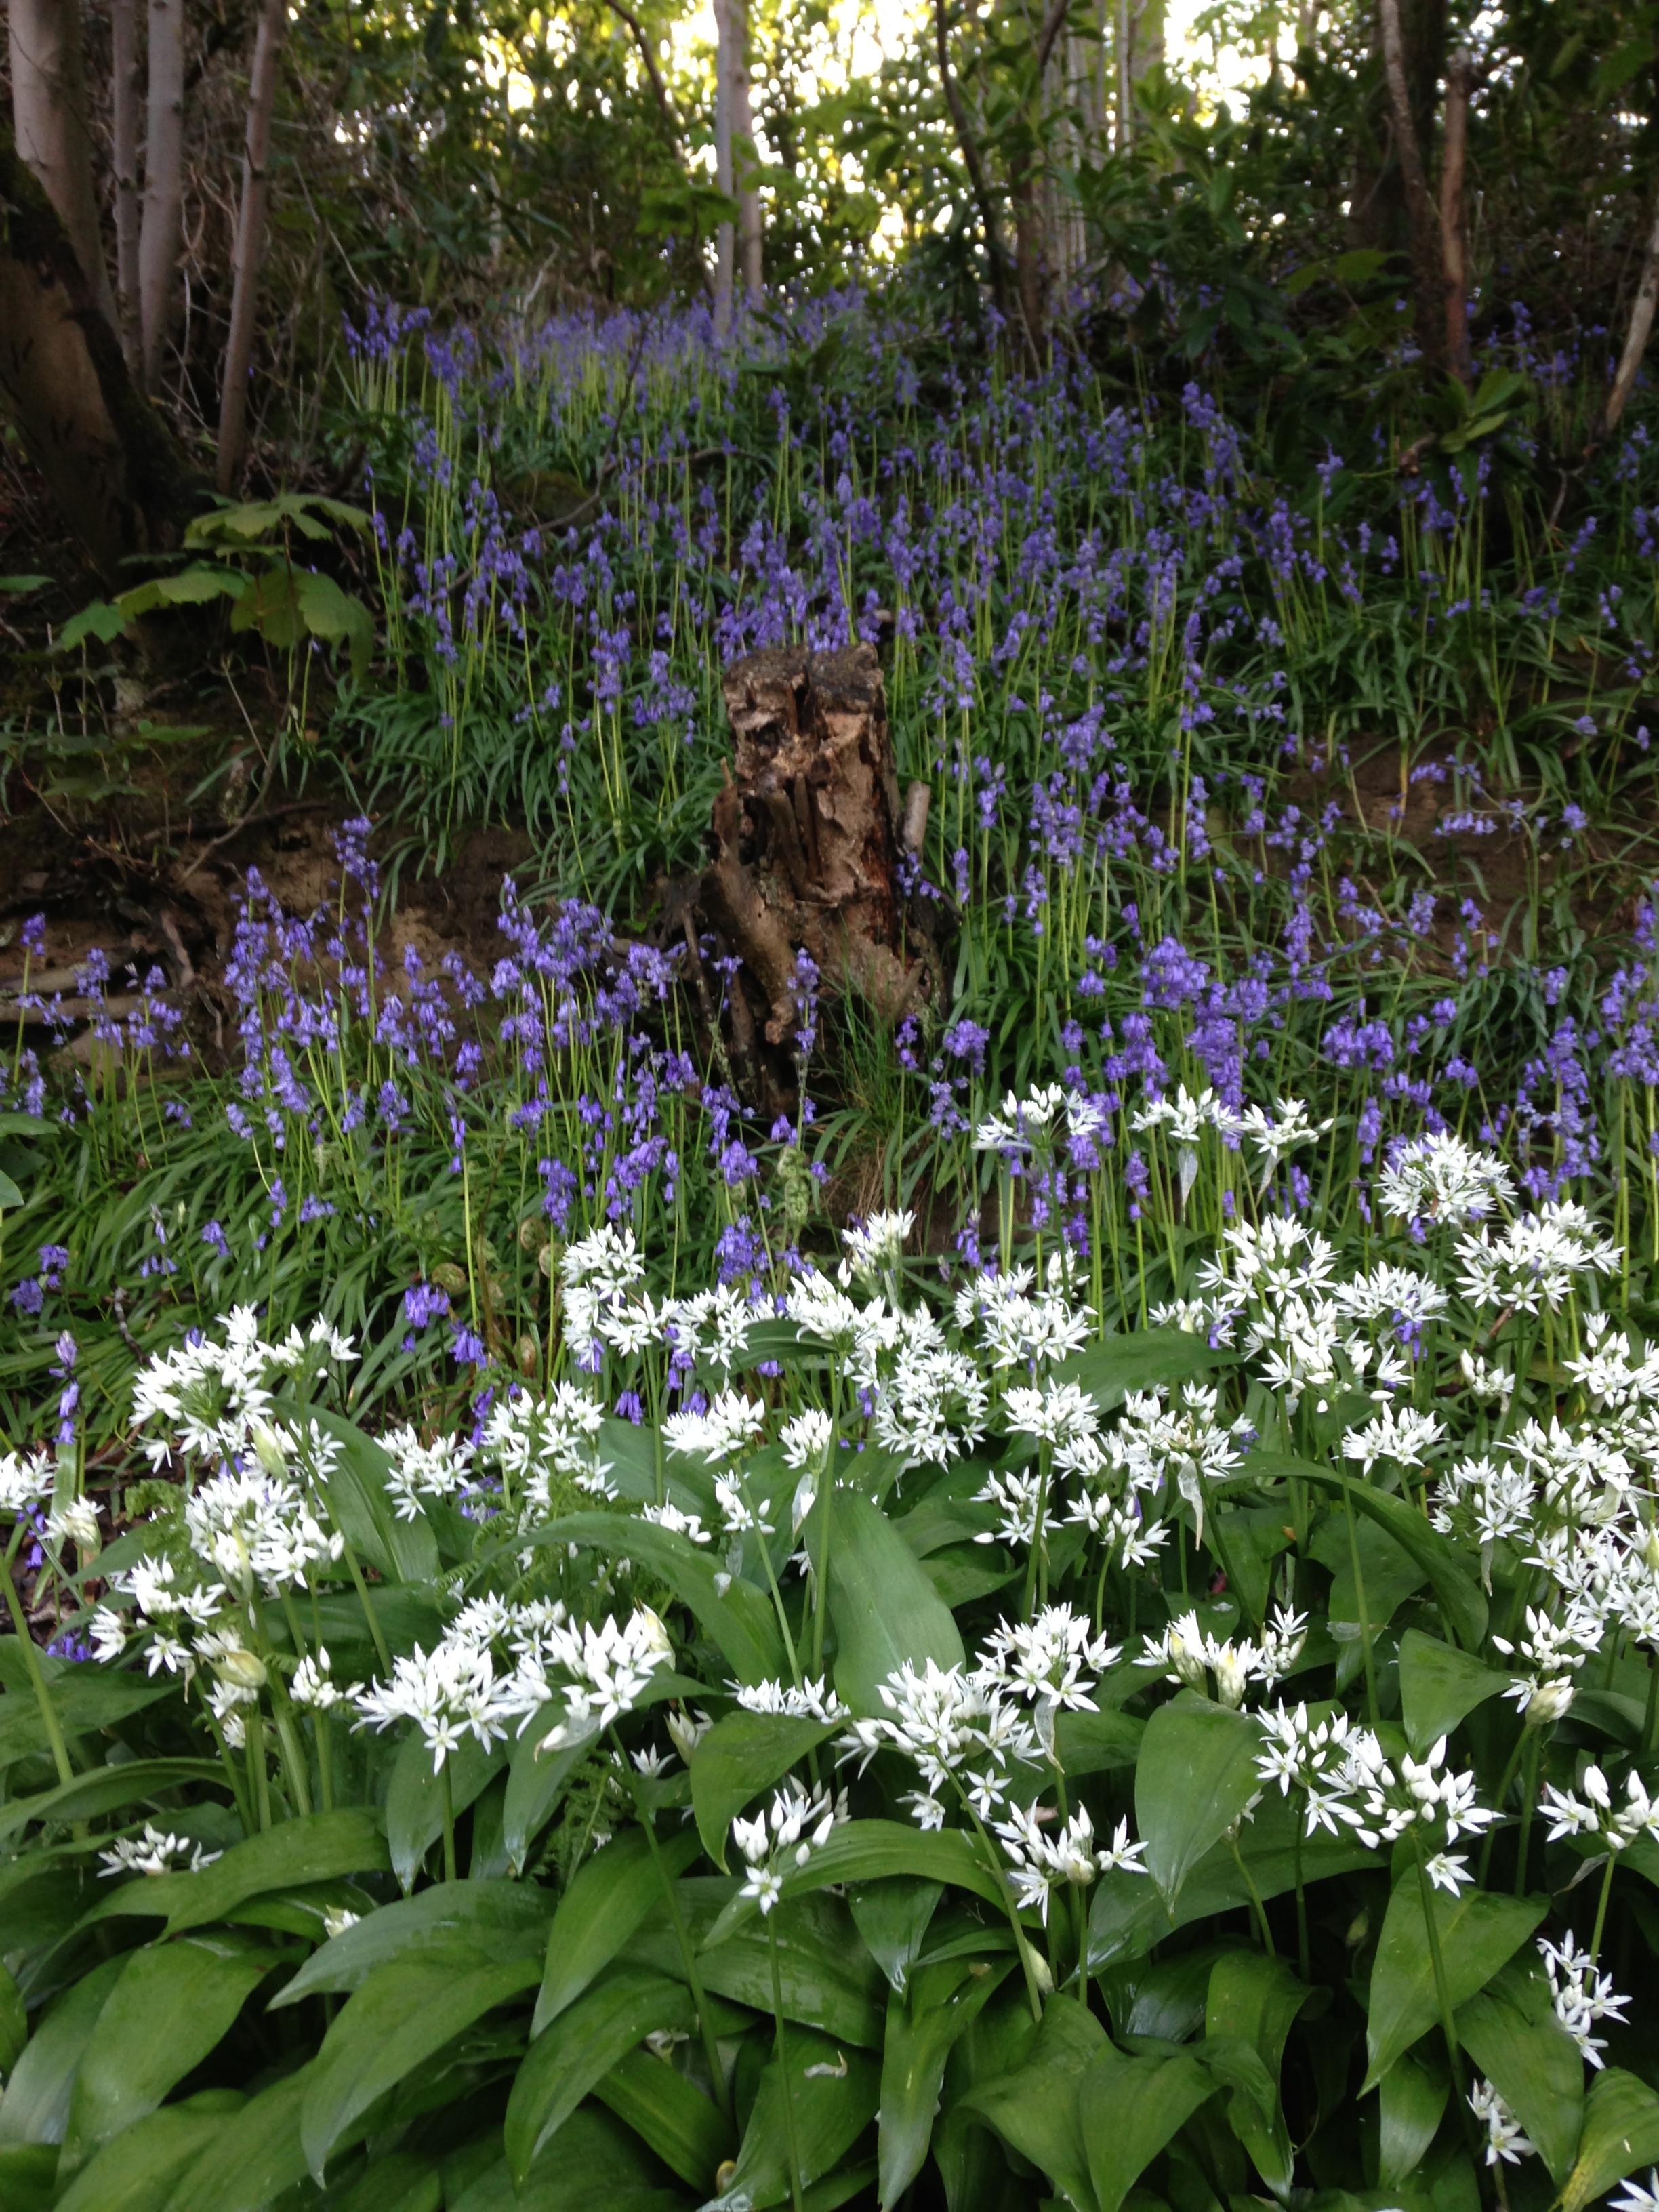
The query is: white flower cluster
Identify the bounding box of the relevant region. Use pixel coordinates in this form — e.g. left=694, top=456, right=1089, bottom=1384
left=1255, top=1707, right=1498, bottom=1887
left=1144, top=1605, right=1307, bottom=1708
left=734, top=1779, right=848, bottom=1914
left=97, top=1822, right=222, bottom=1878
left=131, top=1307, right=356, bottom=1470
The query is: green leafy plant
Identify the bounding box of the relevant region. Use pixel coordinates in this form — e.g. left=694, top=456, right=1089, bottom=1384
left=6, top=1130, right=1659, bottom=2211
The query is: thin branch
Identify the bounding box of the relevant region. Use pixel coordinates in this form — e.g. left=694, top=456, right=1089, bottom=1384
left=598, top=0, right=681, bottom=149
left=1036, top=0, right=1074, bottom=79
left=933, top=0, right=1014, bottom=327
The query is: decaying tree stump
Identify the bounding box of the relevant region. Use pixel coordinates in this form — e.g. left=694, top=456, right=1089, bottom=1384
left=695, top=642, right=934, bottom=1101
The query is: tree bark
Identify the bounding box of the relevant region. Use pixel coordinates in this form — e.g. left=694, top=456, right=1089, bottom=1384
left=729, top=1, right=762, bottom=306
left=138, top=0, right=184, bottom=392
left=1439, top=47, right=1473, bottom=386
left=933, top=0, right=1015, bottom=331
left=7, top=0, right=119, bottom=328
left=110, top=0, right=142, bottom=373
left=712, top=0, right=734, bottom=333
left=0, top=123, right=202, bottom=584
left=216, top=0, right=286, bottom=492
left=1595, top=197, right=1659, bottom=448
left=1377, top=0, right=1446, bottom=376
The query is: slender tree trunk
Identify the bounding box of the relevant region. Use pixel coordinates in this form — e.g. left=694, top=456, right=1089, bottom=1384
left=216, top=0, right=285, bottom=491
left=933, top=0, right=1015, bottom=331
left=1595, top=197, right=1659, bottom=448
left=138, top=0, right=184, bottom=392
left=712, top=0, right=734, bottom=334
left=1377, top=0, right=1447, bottom=376
left=7, top=0, right=119, bottom=327
left=1, top=122, right=201, bottom=582
left=110, top=0, right=142, bottom=372
left=726, top=0, right=762, bottom=305
left=1439, top=47, right=1473, bottom=385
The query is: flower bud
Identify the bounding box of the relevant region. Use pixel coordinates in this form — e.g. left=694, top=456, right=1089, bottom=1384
left=216, top=1647, right=268, bottom=1692
left=1525, top=1679, right=1576, bottom=1728
left=249, top=1420, right=289, bottom=1479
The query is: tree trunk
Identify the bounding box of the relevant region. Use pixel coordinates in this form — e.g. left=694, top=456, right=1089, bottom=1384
left=1439, top=47, right=1473, bottom=386
left=1595, top=196, right=1659, bottom=449
left=729, top=0, right=762, bottom=306
left=7, top=0, right=119, bottom=328
left=698, top=643, right=934, bottom=1107
left=110, top=0, right=142, bottom=373
left=216, top=0, right=286, bottom=492
left=712, top=0, right=735, bottom=333
left=1377, top=0, right=1446, bottom=377
left=0, top=123, right=202, bottom=584
left=933, top=0, right=1015, bottom=330
left=138, top=0, right=184, bottom=392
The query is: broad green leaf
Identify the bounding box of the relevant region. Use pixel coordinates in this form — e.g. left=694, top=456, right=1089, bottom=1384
left=60, top=1933, right=276, bottom=2172
left=452, top=2108, right=687, bottom=2211
left=1204, top=1950, right=1312, bottom=2190
left=308, top=1408, right=438, bottom=1584
left=1561, top=2067, right=1659, bottom=2212
left=592, top=2045, right=733, bottom=2189
left=291, top=571, right=375, bottom=680
left=531, top=1513, right=783, bottom=1685
left=0, top=2143, right=57, bottom=2211
left=55, top=600, right=127, bottom=649
left=669, top=1891, right=883, bottom=2047
left=705, top=1820, right=1005, bottom=1944
left=318, top=2148, right=440, bottom=2211
left=164, top=1807, right=389, bottom=1935
left=0, top=1958, right=24, bottom=2072
left=504, top=1704, right=600, bottom=1876
left=1135, top=1694, right=1263, bottom=1906
left=274, top=1877, right=552, bottom=2007
left=53, top=2094, right=243, bottom=2212
left=506, top=1969, right=694, bottom=2182
left=301, top=1953, right=542, bottom=2177
left=1378, top=2045, right=1448, bottom=2186
left=1457, top=1960, right=1584, bottom=2184
left=1251, top=1457, right=1487, bottom=1649
left=1090, top=1788, right=1379, bottom=1967
left=535, top=1826, right=700, bottom=2031
left=0, top=1954, right=124, bottom=2144
left=1397, top=1631, right=1509, bottom=1757
left=878, top=1957, right=1012, bottom=2207
left=690, top=1710, right=836, bottom=1868
left=386, top=1731, right=507, bottom=1893
left=1363, top=1879, right=1545, bottom=2092
left=710, top=2027, right=880, bottom=2210
left=961, top=1996, right=1107, bottom=2212
left=0, top=1673, right=174, bottom=1772
left=1056, top=1329, right=1237, bottom=1410
left=1054, top=1708, right=1145, bottom=1776
left=169, top=2062, right=314, bottom=2212
left=0, top=1759, right=224, bottom=1843
left=827, top=1488, right=965, bottom=1715
left=847, top=1877, right=942, bottom=1995
left=1083, top=2043, right=1218, bottom=2212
